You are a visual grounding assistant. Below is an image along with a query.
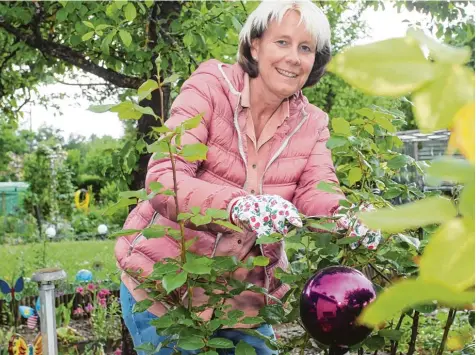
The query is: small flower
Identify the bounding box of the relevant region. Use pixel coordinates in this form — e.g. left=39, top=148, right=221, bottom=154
left=279, top=211, right=284, bottom=215
left=254, top=222, right=260, bottom=228
left=98, top=288, right=111, bottom=299
left=87, top=283, right=96, bottom=291
left=73, top=307, right=84, bottom=315
left=98, top=297, right=107, bottom=308
left=367, top=245, right=375, bottom=250
left=263, top=216, right=269, bottom=222
left=85, top=303, right=94, bottom=313
left=113, top=348, right=122, bottom=355
left=271, top=214, right=277, bottom=220
left=75, top=286, right=84, bottom=295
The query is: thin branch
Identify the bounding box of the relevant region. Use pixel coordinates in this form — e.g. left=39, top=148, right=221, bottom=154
left=437, top=309, right=456, bottom=355
left=368, top=262, right=393, bottom=284
left=0, top=21, right=143, bottom=89
left=391, top=313, right=406, bottom=355
left=54, top=80, right=110, bottom=87
left=406, top=311, right=420, bottom=355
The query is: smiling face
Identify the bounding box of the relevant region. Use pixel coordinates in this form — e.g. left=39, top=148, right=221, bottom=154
left=251, top=10, right=316, bottom=100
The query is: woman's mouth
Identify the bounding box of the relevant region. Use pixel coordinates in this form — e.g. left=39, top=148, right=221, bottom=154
left=276, top=68, right=298, bottom=78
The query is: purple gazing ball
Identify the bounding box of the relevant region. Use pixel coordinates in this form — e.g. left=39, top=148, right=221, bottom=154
left=300, top=266, right=376, bottom=349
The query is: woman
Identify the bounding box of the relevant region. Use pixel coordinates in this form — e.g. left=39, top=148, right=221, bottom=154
left=115, top=1, right=381, bottom=354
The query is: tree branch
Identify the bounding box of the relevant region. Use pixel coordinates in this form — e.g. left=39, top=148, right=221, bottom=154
left=406, top=311, right=420, bottom=355
left=0, top=21, right=143, bottom=89
left=437, top=309, right=456, bottom=355
left=54, top=80, right=110, bottom=87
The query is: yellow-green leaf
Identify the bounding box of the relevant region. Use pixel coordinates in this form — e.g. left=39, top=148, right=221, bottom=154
left=182, top=114, right=203, bottom=130
left=413, top=64, right=474, bottom=132
left=119, top=29, right=132, bottom=47
left=348, top=167, right=362, bottom=186
left=407, top=28, right=472, bottom=65
left=81, top=31, right=94, bottom=41
left=448, top=103, right=475, bottom=163
left=180, top=143, right=208, bottom=162
left=358, top=196, right=457, bottom=233
left=332, top=117, right=351, bottom=136
left=328, top=37, right=435, bottom=96
left=426, top=157, right=474, bottom=184
left=124, top=2, right=136, bottom=21
left=358, top=278, right=474, bottom=327
left=419, top=218, right=474, bottom=290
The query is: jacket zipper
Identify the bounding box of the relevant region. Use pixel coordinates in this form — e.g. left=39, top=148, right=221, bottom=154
left=128, top=211, right=159, bottom=255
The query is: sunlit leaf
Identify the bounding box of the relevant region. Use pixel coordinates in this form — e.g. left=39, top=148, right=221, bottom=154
left=425, top=157, right=474, bottom=184
left=180, top=143, right=208, bottom=162
left=413, top=65, right=474, bottom=132
left=182, top=114, right=203, bottom=130
left=124, top=2, right=137, bottom=21
left=332, top=117, right=351, bottom=136
left=348, top=167, right=362, bottom=186
left=359, top=278, right=474, bottom=327
left=162, top=271, right=187, bottom=294
left=252, top=256, right=269, bottom=267
left=358, top=196, right=457, bottom=233
left=419, top=218, right=474, bottom=290
left=119, top=29, right=132, bottom=47
left=88, top=104, right=115, bottom=113
left=328, top=37, right=435, bottom=96
left=182, top=257, right=214, bottom=275
left=448, top=103, right=475, bottom=162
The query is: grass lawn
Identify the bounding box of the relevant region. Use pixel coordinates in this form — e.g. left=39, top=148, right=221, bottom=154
left=0, top=240, right=118, bottom=284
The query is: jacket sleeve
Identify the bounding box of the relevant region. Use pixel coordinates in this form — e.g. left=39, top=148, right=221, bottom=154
left=146, top=71, right=248, bottom=224
left=292, top=122, right=346, bottom=217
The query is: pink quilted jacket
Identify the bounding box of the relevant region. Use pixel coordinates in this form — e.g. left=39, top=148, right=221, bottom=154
left=115, top=59, right=344, bottom=325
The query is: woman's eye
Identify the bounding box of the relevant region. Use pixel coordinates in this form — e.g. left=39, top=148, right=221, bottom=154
left=276, top=40, right=287, bottom=46
left=301, top=45, right=312, bottom=52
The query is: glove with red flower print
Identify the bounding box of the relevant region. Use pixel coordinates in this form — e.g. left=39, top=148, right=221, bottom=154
left=228, top=195, right=302, bottom=238
left=332, top=203, right=382, bottom=250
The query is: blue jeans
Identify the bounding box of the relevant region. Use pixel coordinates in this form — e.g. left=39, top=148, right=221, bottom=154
left=120, top=283, right=278, bottom=355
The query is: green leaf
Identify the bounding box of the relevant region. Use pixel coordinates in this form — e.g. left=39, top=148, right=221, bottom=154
left=348, top=167, right=362, bottom=186
left=358, top=196, right=457, bottom=233
left=387, top=155, right=411, bottom=170
left=359, top=279, right=474, bottom=327
left=177, top=335, right=205, bottom=351
left=95, top=24, right=111, bottom=31
left=235, top=340, right=257, bottom=355
left=124, top=2, right=137, bottom=21
left=82, top=21, right=95, bottom=29
left=332, top=117, right=351, bottom=136
left=150, top=316, right=174, bottom=329
left=163, top=73, right=180, bottom=85
left=88, top=104, right=115, bottom=113
left=134, top=343, right=156, bottom=353
left=413, top=64, right=474, bottom=132
left=162, top=271, right=187, bottom=294
left=205, top=208, right=228, bottom=220
left=213, top=220, right=243, bottom=233
left=177, top=213, right=193, bottom=221
left=255, top=234, right=282, bottom=245
left=408, top=28, right=472, bottom=65
left=364, top=124, right=374, bottom=135
left=149, top=181, right=164, bottom=192
left=426, top=157, right=474, bottom=184
left=110, top=101, right=142, bottom=120
left=133, top=299, right=153, bottom=313
left=81, top=31, right=94, bottom=41
left=207, top=337, right=234, bottom=349
left=142, top=226, right=166, bottom=238
left=326, top=136, right=348, bottom=149
left=182, top=257, right=213, bottom=275
left=364, top=335, right=386, bottom=351
left=258, top=305, right=285, bottom=325
left=151, top=263, right=180, bottom=278
left=103, top=198, right=136, bottom=216
left=315, top=181, right=342, bottom=195
left=108, top=229, right=141, bottom=238
left=190, top=214, right=212, bottom=226
left=327, top=36, right=435, bottom=96
left=119, top=29, right=132, bottom=47
left=120, top=189, right=147, bottom=200
left=419, top=218, right=474, bottom=291
left=378, top=329, right=403, bottom=341
left=180, top=143, right=208, bottom=162
left=182, top=114, right=203, bottom=130
left=412, top=303, right=437, bottom=314
left=336, top=236, right=361, bottom=245
left=253, top=256, right=270, bottom=266
left=374, top=116, right=396, bottom=132
left=138, top=79, right=159, bottom=101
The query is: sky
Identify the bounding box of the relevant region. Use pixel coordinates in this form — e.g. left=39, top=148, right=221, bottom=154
left=19, top=4, right=427, bottom=140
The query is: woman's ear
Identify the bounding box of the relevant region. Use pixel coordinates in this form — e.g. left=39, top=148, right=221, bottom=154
left=251, top=38, right=260, bottom=61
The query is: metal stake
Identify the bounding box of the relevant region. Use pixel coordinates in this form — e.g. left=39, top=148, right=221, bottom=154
left=32, top=268, right=66, bottom=355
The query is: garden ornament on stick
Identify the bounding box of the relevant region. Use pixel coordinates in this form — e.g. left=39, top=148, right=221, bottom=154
left=300, top=265, right=376, bottom=354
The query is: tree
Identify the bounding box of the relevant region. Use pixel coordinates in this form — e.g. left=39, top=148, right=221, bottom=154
left=0, top=1, right=378, bottom=191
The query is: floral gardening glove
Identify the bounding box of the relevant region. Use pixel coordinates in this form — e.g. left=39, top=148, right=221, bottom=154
left=229, top=195, right=302, bottom=238
left=333, top=203, right=382, bottom=250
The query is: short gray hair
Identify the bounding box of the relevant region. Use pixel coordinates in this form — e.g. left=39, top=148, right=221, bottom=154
left=237, top=0, right=332, bottom=89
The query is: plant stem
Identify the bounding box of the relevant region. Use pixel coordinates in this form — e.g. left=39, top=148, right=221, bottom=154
left=390, top=313, right=406, bottom=355
left=368, top=262, right=392, bottom=285
left=437, top=309, right=456, bottom=355
left=300, top=332, right=310, bottom=355
left=406, top=311, right=419, bottom=355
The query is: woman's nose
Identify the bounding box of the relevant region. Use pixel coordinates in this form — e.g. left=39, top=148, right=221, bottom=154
left=286, top=48, right=301, bottom=65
